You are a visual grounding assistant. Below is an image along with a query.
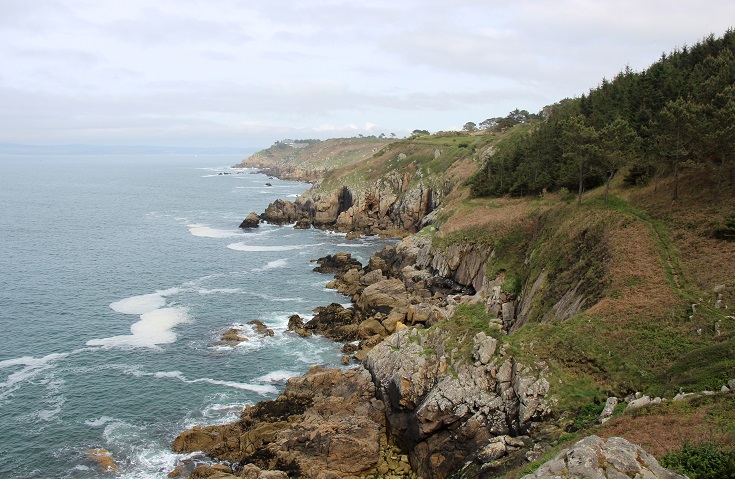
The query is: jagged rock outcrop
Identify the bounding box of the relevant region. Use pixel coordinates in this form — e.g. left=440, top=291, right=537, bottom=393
left=304, top=303, right=359, bottom=341
left=522, top=435, right=686, bottom=479
left=255, top=174, right=444, bottom=235
left=239, top=212, right=261, bottom=229
left=365, top=328, right=551, bottom=479
left=311, top=252, right=363, bottom=275
left=172, top=366, right=387, bottom=479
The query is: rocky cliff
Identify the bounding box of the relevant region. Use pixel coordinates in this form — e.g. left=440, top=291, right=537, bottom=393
left=257, top=174, right=445, bottom=236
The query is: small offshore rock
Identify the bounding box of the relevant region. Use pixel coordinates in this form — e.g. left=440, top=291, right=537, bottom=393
left=311, top=252, right=363, bottom=274
left=220, top=328, right=248, bottom=345
left=239, top=212, right=261, bottom=229
left=248, top=320, right=275, bottom=337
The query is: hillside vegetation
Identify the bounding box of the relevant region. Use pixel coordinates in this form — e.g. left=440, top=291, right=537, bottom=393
left=230, top=30, right=735, bottom=479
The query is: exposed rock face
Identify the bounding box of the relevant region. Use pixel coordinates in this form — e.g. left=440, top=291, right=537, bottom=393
left=522, top=435, right=686, bottom=479
left=365, top=329, right=551, bottom=479
left=304, top=303, right=360, bottom=341
left=255, top=173, right=445, bottom=235
left=261, top=199, right=303, bottom=225
left=311, top=252, right=363, bottom=275
left=239, top=212, right=261, bottom=229
left=172, top=366, right=387, bottom=479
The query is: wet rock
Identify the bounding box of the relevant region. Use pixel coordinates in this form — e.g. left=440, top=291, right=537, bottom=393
left=219, top=327, right=248, bottom=345
left=86, top=448, right=119, bottom=474
left=239, top=212, right=261, bottom=229
left=287, top=314, right=311, bottom=337
left=261, top=198, right=305, bottom=225
left=311, top=252, right=363, bottom=275
left=294, top=218, right=311, bottom=229
left=305, top=303, right=360, bottom=341
left=248, top=320, right=275, bottom=337
left=173, top=367, right=386, bottom=478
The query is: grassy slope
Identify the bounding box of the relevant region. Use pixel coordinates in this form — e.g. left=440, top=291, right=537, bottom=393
left=240, top=130, right=735, bottom=472
left=236, top=137, right=395, bottom=177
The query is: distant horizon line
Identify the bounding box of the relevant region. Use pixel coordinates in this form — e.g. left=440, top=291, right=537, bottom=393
left=0, top=142, right=262, bottom=155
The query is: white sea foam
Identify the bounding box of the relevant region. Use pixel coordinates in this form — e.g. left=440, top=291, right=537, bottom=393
left=109, top=293, right=167, bottom=315
left=271, top=297, right=306, bottom=303
left=227, top=242, right=323, bottom=252
left=255, top=370, right=299, bottom=383
left=187, top=224, right=242, bottom=238
left=252, top=258, right=288, bottom=272
left=86, top=307, right=190, bottom=348
left=148, top=370, right=277, bottom=395
left=197, top=287, right=241, bottom=295
left=0, top=351, right=73, bottom=398
left=85, top=416, right=116, bottom=427
left=201, top=403, right=248, bottom=424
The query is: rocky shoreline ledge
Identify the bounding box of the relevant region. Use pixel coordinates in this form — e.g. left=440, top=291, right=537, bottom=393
left=168, top=167, right=694, bottom=478
left=169, top=241, right=693, bottom=479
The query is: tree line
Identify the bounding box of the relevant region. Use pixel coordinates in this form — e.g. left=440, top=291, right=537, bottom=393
left=470, top=29, right=735, bottom=204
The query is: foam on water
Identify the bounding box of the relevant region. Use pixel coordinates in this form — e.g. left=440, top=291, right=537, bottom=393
left=85, top=416, right=116, bottom=427
left=187, top=224, right=242, bottom=238
left=252, top=258, right=288, bottom=272
left=255, top=370, right=299, bottom=383
left=197, top=287, right=241, bottom=295
left=86, top=307, right=191, bottom=349
left=0, top=349, right=92, bottom=398
left=227, top=243, right=306, bottom=252
left=109, top=293, right=167, bottom=315
left=150, top=370, right=277, bottom=395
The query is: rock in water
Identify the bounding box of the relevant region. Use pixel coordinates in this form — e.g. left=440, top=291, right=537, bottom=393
left=522, top=435, right=687, bottom=478
left=172, top=366, right=387, bottom=478
left=86, top=449, right=119, bottom=474
left=311, top=252, right=363, bottom=274
left=239, top=211, right=261, bottom=228
left=248, top=319, right=275, bottom=337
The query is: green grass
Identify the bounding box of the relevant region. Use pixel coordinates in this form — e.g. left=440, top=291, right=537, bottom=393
left=662, top=441, right=735, bottom=479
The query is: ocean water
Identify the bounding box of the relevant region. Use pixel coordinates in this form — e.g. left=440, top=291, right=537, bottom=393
left=0, top=154, right=391, bottom=478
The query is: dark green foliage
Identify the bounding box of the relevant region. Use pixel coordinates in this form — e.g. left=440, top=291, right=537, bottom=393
left=661, top=441, right=735, bottom=479
left=570, top=402, right=605, bottom=431
left=470, top=29, right=735, bottom=201
left=624, top=162, right=656, bottom=186
left=713, top=217, right=735, bottom=241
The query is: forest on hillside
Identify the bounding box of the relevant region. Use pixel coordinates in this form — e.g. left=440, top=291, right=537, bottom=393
left=470, top=29, right=735, bottom=205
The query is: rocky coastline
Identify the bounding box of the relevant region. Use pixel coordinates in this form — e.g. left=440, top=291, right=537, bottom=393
left=169, top=167, right=690, bottom=479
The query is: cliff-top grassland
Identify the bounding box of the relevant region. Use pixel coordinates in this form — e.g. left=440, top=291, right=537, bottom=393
left=174, top=31, right=735, bottom=479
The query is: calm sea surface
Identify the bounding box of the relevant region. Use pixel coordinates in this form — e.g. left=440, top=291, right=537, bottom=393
left=0, top=154, right=390, bottom=478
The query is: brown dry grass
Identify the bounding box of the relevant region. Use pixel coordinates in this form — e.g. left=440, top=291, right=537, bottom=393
left=628, top=170, right=735, bottom=297
left=439, top=197, right=548, bottom=236
left=598, top=395, right=735, bottom=457
left=588, top=218, right=680, bottom=319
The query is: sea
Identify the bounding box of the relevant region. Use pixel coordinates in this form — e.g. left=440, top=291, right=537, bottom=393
left=0, top=154, right=392, bottom=478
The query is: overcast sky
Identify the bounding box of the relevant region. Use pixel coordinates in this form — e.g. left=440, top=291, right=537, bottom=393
left=0, top=1, right=733, bottom=149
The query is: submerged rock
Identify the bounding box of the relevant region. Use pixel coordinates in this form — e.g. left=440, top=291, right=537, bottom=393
left=248, top=320, right=275, bottom=337
left=86, top=448, right=119, bottom=474
left=219, top=327, right=248, bottom=345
